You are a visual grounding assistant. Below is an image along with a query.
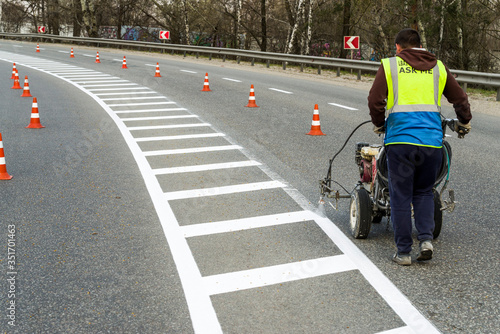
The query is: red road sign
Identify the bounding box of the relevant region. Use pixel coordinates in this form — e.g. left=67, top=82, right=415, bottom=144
left=159, top=31, right=170, bottom=40
left=38, top=26, right=46, bottom=33
left=344, top=36, right=359, bottom=49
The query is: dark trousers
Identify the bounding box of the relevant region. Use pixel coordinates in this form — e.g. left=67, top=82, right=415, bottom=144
left=386, top=144, right=443, bottom=254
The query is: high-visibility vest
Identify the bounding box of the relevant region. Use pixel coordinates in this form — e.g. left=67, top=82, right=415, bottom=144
left=381, top=56, right=447, bottom=148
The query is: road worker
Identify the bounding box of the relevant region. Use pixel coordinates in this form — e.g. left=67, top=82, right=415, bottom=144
left=367, top=28, right=472, bottom=265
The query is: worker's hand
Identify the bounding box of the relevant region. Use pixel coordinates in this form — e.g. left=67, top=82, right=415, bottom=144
left=455, top=121, right=471, bottom=138
left=373, top=125, right=385, bottom=135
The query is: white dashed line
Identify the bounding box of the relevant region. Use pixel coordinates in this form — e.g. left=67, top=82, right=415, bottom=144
left=328, top=102, right=358, bottom=110
left=269, top=88, right=293, bottom=94
left=223, top=78, right=242, bottom=83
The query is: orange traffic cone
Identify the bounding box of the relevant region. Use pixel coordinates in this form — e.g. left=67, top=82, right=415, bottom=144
left=10, top=63, right=17, bottom=79
left=70, top=48, right=75, bottom=58
left=26, top=97, right=45, bottom=129
left=245, top=84, right=259, bottom=108
left=95, top=51, right=101, bottom=63
left=122, top=56, right=128, bottom=69
left=0, top=133, right=13, bottom=180
left=21, top=76, right=32, bottom=97
left=201, top=73, right=211, bottom=91
left=11, top=72, right=21, bottom=89
left=154, top=63, right=161, bottom=77
left=307, top=104, right=325, bottom=136
left=36, top=43, right=40, bottom=53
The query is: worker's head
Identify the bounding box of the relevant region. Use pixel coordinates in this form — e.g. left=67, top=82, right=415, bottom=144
left=395, top=28, right=421, bottom=52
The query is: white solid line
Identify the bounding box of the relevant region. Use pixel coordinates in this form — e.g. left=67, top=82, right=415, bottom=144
left=269, top=88, right=293, bottom=94
left=163, top=180, right=286, bottom=201
left=101, top=96, right=167, bottom=101
left=88, top=87, right=149, bottom=92
left=375, top=326, right=413, bottom=334
left=135, top=133, right=225, bottom=142
left=201, top=255, right=357, bottom=296
left=81, top=83, right=138, bottom=88
left=95, top=91, right=156, bottom=96
left=181, top=70, right=197, bottom=73
left=114, top=107, right=183, bottom=114
left=153, top=160, right=261, bottom=175
left=143, top=145, right=241, bottom=156
left=74, top=80, right=129, bottom=84
left=310, top=212, right=440, bottom=334
left=128, top=123, right=210, bottom=131
left=328, top=102, right=358, bottom=111
left=108, top=101, right=174, bottom=107
left=222, top=78, right=242, bottom=83
left=180, top=210, right=315, bottom=238
left=63, top=74, right=110, bottom=78
left=122, top=115, right=197, bottom=122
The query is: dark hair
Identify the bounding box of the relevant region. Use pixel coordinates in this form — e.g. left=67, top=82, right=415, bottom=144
left=395, top=28, right=421, bottom=49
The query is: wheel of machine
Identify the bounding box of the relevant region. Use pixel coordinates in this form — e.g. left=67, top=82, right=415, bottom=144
left=349, top=188, right=372, bottom=239
left=433, top=189, right=443, bottom=239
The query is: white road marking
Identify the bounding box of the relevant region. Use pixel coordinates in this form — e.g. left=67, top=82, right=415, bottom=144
left=328, top=102, right=358, bottom=110
left=128, top=123, right=210, bottom=131
left=114, top=107, right=183, bottom=114
left=143, top=145, right=241, bottom=156
left=95, top=91, right=156, bottom=96
left=135, top=133, right=226, bottom=142
left=153, top=160, right=261, bottom=175
left=87, top=87, right=150, bottom=92
left=181, top=69, right=197, bottom=74
left=0, top=51, right=441, bottom=334
left=101, top=96, right=167, bottom=101
left=223, top=78, right=242, bottom=83
left=180, top=210, right=315, bottom=238
left=107, top=101, right=175, bottom=107
left=201, top=255, right=357, bottom=295
left=269, top=88, right=293, bottom=94
left=163, top=181, right=287, bottom=201
left=122, top=115, right=197, bottom=122
left=81, top=83, right=138, bottom=88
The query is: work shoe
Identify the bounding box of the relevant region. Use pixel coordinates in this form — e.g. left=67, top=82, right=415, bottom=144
left=392, top=252, right=411, bottom=266
left=417, top=240, right=433, bottom=261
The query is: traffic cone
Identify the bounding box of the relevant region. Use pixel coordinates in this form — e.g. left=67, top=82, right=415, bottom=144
left=95, top=51, right=101, bottom=63
left=70, top=48, right=75, bottom=58
left=306, top=104, right=325, bottom=136
left=201, top=73, right=211, bottom=91
left=11, top=72, right=21, bottom=89
left=0, top=133, right=13, bottom=180
left=36, top=43, right=40, bottom=53
left=122, top=56, right=128, bottom=69
left=21, top=76, right=32, bottom=97
left=26, top=97, right=45, bottom=129
left=245, top=84, right=259, bottom=108
left=154, top=63, right=161, bottom=77
left=10, top=63, right=17, bottom=79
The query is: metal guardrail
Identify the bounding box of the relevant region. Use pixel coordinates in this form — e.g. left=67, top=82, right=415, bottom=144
left=2, top=32, right=500, bottom=101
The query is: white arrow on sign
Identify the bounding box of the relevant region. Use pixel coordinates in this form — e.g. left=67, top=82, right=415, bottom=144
left=344, top=36, right=359, bottom=49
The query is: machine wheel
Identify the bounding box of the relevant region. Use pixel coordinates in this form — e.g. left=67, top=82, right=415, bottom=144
left=350, top=188, right=372, bottom=239
left=433, top=189, right=443, bottom=239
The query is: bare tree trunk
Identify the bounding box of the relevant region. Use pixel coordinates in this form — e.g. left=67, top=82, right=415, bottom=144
left=81, top=0, right=98, bottom=37
left=261, top=0, right=267, bottom=51
left=374, top=6, right=390, bottom=57
left=303, top=0, right=313, bottom=55
left=182, top=0, right=190, bottom=45
left=285, top=0, right=305, bottom=54
left=236, top=0, right=242, bottom=48
left=456, top=0, right=464, bottom=69
left=340, top=0, right=351, bottom=58
left=72, top=0, right=83, bottom=37
left=437, top=0, right=446, bottom=57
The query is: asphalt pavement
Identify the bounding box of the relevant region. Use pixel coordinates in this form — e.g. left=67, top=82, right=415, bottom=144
left=0, top=40, right=498, bottom=334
